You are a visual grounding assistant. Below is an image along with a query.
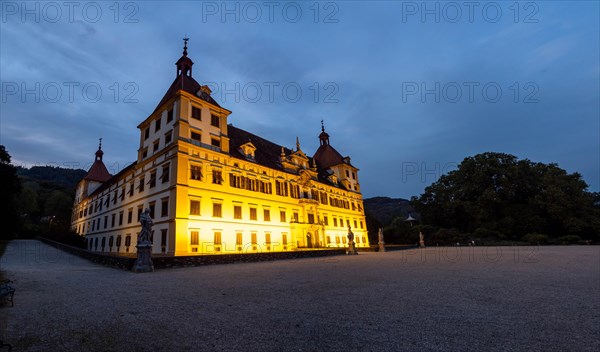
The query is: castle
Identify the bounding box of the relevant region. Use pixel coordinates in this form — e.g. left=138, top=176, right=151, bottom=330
left=71, top=40, right=369, bottom=255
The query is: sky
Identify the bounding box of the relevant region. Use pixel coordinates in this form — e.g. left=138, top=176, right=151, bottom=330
left=1, top=0, right=598, bottom=199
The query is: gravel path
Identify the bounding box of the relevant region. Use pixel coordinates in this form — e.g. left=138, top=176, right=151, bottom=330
left=1, top=240, right=598, bottom=351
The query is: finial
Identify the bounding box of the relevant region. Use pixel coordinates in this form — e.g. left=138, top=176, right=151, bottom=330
left=296, top=136, right=301, bottom=151
left=183, top=36, right=189, bottom=56
left=280, top=146, right=285, bottom=156
left=99, top=138, right=102, bottom=150
left=321, top=120, right=325, bottom=132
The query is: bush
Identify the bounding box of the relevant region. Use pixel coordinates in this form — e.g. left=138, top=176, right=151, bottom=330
left=521, top=233, right=548, bottom=244
left=551, top=235, right=583, bottom=245
left=474, top=227, right=506, bottom=240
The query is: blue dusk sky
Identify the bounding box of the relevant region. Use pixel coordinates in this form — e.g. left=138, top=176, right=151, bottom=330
left=1, top=1, right=598, bottom=198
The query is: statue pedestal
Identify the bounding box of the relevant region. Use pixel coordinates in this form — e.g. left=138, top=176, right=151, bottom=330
left=378, top=242, right=386, bottom=252
left=133, top=243, right=154, bottom=273
left=346, top=242, right=358, bottom=255
left=419, top=240, right=425, bottom=248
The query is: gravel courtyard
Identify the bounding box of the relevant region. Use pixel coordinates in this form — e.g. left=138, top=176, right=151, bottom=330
left=1, top=240, right=598, bottom=352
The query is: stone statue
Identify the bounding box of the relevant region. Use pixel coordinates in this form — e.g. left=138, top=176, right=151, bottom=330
left=378, top=228, right=385, bottom=252
left=138, top=208, right=153, bottom=244
left=419, top=231, right=425, bottom=248
left=346, top=226, right=358, bottom=255
left=133, top=208, right=154, bottom=273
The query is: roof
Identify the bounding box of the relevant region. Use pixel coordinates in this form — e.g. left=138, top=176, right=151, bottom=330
left=228, top=125, right=340, bottom=188
left=152, top=74, right=221, bottom=115
left=228, top=125, right=294, bottom=170
left=313, top=143, right=345, bottom=169
left=84, top=159, right=112, bottom=183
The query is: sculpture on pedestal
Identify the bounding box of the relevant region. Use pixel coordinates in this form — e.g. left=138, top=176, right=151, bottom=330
left=378, top=228, right=385, bottom=252
left=419, top=231, right=426, bottom=248
left=133, top=208, right=154, bottom=272
left=346, top=226, right=358, bottom=255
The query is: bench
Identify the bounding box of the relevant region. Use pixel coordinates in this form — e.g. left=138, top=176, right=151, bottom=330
left=0, top=280, right=15, bottom=307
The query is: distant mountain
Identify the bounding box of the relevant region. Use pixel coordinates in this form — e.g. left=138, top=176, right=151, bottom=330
left=17, top=166, right=86, bottom=189
left=363, top=196, right=417, bottom=226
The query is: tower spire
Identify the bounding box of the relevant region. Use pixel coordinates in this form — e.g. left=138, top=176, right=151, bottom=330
left=296, top=136, right=301, bottom=151
left=319, top=121, right=330, bottom=146
left=176, top=37, right=194, bottom=77
left=95, top=138, right=104, bottom=161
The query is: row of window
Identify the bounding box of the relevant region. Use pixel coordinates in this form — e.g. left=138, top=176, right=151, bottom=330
left=191, top=105, right=221, bottom=128
left=87, top=229, right=168, bottom=254
left=188, top=199, right=364, bottom=228
left=144, top=108, right=174, bottom=141
left=142, top=129, right=173, bottom=159
left=75, top=164, right=170, bottom=220
left=190, top=166, right=361, bottom=210
left=187, top=230, right=367, bottom=252
left=75, top=198, right=169, bottom=235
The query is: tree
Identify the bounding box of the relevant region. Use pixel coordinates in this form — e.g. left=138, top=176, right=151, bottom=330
left=412, top=152, right=600, bottom=242
left=0, top=145, right=22, bottom=238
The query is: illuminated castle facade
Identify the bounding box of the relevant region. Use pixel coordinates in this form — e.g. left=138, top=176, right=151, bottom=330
left=71, top=42, right=369, bottom=256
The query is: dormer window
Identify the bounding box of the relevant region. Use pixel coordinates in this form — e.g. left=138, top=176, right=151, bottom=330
left=239, top=142, right=256, bottom=161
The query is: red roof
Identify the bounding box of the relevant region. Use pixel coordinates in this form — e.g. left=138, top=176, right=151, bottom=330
left=84, top=159, right=111, bottom=182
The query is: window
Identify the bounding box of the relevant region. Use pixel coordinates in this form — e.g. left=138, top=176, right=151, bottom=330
left=139, top=176, right=145, bottom=192
left=153, top=140, right=159, bottom=152
left=211, top=114, right=220, bottom=127
left=190, top=200, right=200, bottom=215
left=149, top=202, right=156, bottom=219
left=212, top=170, right=223, bottom=184
left=293, top=212, right=299, bottom=222
left=155, top=117, right=161, bottom=132
left=167, top=108, right=174, bottom=123
left=161, top=198, right=169, bottom=217
left=191, top=106, right=201, bottom=120
left=128, top=182, right=134, bottom=196
left=360, top=221, right=364, bottom=229
left=211, top=138, right=221, bottom=148
left=149, top=171, right=156, bottom=188
left=251, top=232, right=257, bottom=245
left=111, top=214, right=116, bottom=227
left=354, top=220, right=358, bottom=228
left=137, top=205, right=143, bottom=221
left=333, top=218, right=338, bottom=227
left=191, top=131, right=201, bottom=142
left=142, top=148, right=148, bottom=159
left=282, top=233, right=288, bottom=245
left=327, top=236, right=331, bottom=244
left=119, top=211, right=123, bottom=226
left=280, top=210, right=286, bottom=223
left=213, top=203, right=222, bottom=217
left=161, top=164, right=170, bottom=183
left=116, top=235, right=122, bottom=248
left=352, top=172, right=356, bottom=180
left=324, top=216, right=329, bottom=226
left=346, top=170, right=350, bottom=177
left=249, top=207, right=257, bottom=220
left=275, top=180, right=288, bottom=196
left=234, top=205, right=242, bottom=219
left=144, top=128, right=149, bottom=140
left=263, top=209, right=270, bottom=222
left=307, top=214, right=315, bottom=224
left=113, top=190, right=118, bottom=204
left=165, top=131, right=172, bottom=144
left=214, top=232, right=222, bottom=246
left=265, top=233, right=271, bottom=245
left=125, top=235, right=131, bottom=247
left=103, top=216, right=108, bottom=229
left=190, top=231, right=199, bottom=245
left=161, top=229, right=168, bottom=253
left=109, top=236, right=114, bottom=249
left=190, top=165, right=202, bottom=180
left=127, top=208, right=133, bottom=224
left=236, top=233, right=243, bottom=248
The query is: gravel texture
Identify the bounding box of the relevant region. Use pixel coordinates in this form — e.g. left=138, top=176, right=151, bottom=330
left=0, top=240, right=598, bottom=352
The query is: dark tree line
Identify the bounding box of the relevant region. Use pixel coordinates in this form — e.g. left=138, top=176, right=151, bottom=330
left=0, top=145, right=86, bottom=246
left=410, top=152, right=599, bottom=244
